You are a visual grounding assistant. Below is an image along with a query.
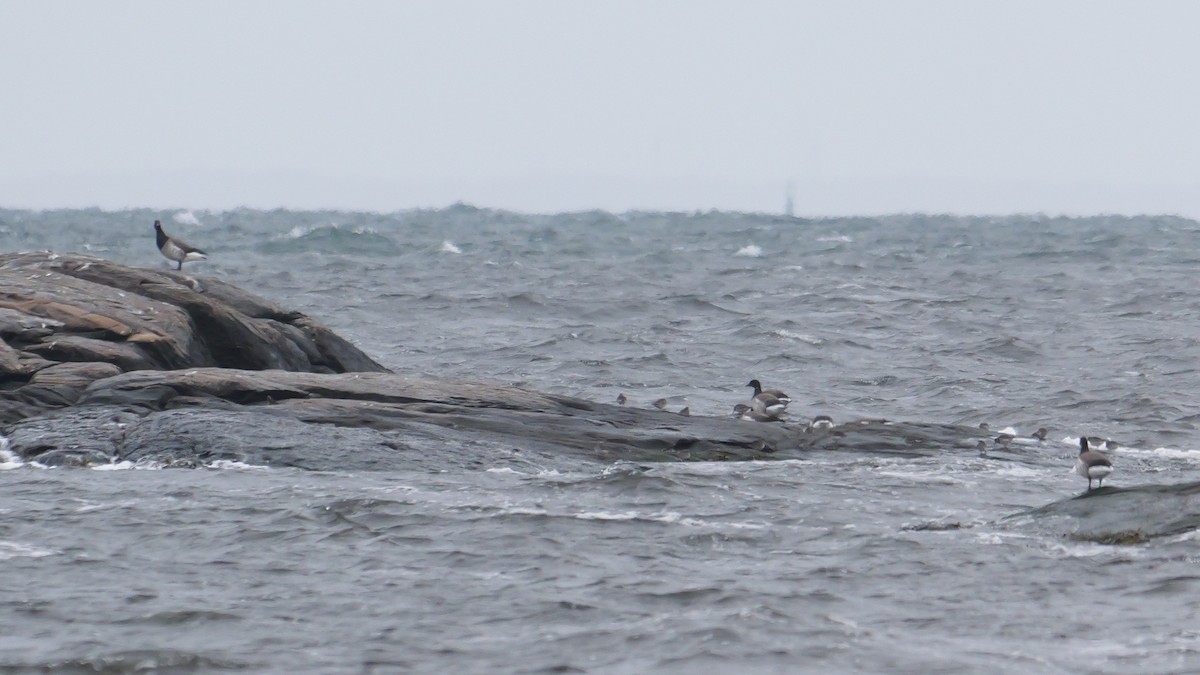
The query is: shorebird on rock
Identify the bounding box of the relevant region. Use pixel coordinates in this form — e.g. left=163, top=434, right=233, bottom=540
left=154, top=220, right=208, bottom=270
left=1075, top=436, right=1114, bottom=490
left=746, top=379, right=789, bottom=418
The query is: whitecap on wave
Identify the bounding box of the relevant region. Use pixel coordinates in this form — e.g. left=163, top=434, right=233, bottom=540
left=91, top=460, right=135, bottom=471
left=0, top=541, right=57, bottom=561
left=734, top=243, right=764, bottom=257
left=1125, top=446, right=1200, bottom=460
left=172, top=210, right=201, bottom=226
left=0, top=437, right=23, bottom=471
left=206, top=459, right=270, bottom=471
left=279, top=223, right=380, bottom=240
left=774, top=329, right=823, bottom=344
left=440, top=240, right=462, bottom=254
left=90, top=458, right=269, bottom=471
left=572, top=510, right=709, bottom=527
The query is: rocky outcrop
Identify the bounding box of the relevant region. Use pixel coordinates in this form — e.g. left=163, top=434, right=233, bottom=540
left=1008, top=481, right=1200, bottom=544
left=0, top=252, right=989, bottom=469
left=0, top=251, right=388, bottom=421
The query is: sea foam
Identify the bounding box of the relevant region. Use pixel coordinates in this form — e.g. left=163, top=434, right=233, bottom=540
left=0, top=436, right=22, bottom=471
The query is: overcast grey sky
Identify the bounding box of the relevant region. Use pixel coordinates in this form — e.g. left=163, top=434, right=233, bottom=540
left=2, top=1, right=1198, bottom=215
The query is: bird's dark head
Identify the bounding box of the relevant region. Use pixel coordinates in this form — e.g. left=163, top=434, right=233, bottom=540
left=154, top=220, right=169, bottom=248
left=1079, top=436, right=1089, bottom=453
left=746, top=379, right=762, bottom=392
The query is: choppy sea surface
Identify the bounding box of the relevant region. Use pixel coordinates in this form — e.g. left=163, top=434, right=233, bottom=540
left=3, top=206, right=1200, bottom=673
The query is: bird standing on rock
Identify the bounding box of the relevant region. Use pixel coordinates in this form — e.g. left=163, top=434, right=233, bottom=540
left=746, top=379, right=789, bottom=418
left=1075, top=436, right=1114, bottom=490
left=154, top=220, right=208, bottom=270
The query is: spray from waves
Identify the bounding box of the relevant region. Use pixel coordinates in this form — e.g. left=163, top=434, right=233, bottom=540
left=172, top=211, right=202, bottom=226
left=91, top=458, right=272, bottom=471
left=277, top=222, right=384, bottom=240
left=734, top=243, right=764, bottom=257
left=260, top=223, right=400, bottom=255
left=440, top=240, right=462, bottom=254
left=0, top=436, right=23, bottom=470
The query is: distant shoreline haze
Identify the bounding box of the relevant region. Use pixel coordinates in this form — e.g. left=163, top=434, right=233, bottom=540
left=1, top=171, right=1198, bottom=219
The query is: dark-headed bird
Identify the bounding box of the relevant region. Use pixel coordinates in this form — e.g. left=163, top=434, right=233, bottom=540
left=154, top=220, right=207, bottom=270
left=746, top=378, right=789, bottom=417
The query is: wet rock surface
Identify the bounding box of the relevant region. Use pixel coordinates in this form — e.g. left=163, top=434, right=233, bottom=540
left=0, top=251, right=990, bottom=468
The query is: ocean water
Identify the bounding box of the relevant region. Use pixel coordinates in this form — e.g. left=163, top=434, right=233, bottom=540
left=3, top=207, right=1200, bottom=673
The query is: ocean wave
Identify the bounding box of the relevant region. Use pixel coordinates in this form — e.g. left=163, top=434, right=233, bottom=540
left=172, top=210, right=201, bottom=226
left=1125, top=446, right=1200, bottom=460
left=772, top=329, right=823, bottom=344
left=734, top=243, right=763, bottom=257
left=0, top=540, right=57, bottom=560
left=258, top=223, right=401, bottom=255
left=665, top=295, right=748, bottom=316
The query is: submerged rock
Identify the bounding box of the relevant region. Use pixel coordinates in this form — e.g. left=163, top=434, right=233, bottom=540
left=0, top=251, right=990, bottom=469
left=1008, top=481, right=1200, bottom=543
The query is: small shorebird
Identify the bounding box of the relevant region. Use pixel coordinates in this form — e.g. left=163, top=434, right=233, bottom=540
left=1075, top=436, right=1114, bottom=490
left=739, top=409, right=783, bottom=422
left=154, top=220, right=208, bottom=270
left=733, top=402, right=780, bottom=422
left=807, top=415, right=834, bottom=431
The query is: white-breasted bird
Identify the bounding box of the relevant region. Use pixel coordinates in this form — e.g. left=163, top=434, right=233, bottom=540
left=154, top=220, right=208, bottom=270
left=807, top=415, right=834, bottom=431
left=1075, top=436, right=1114, bottom=490
left=746, top=378, right=789, bottom=417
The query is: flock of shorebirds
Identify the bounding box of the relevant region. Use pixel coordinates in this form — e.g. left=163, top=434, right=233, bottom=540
left=978, top=427, right=1115, bottom=491
left=620, top=379, right=836, bottom=434
left=622, top=379, right=1118, bottom=492
left=152, top=219, right=1119, bottom=494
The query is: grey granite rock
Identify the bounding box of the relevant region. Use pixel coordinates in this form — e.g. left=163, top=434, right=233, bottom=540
left=0, top=251, right=989, bottom=469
